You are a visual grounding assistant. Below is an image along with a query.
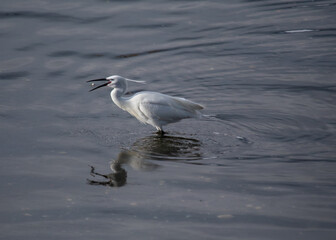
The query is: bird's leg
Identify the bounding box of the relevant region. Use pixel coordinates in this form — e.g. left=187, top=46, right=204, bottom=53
left=156, top=129, right=165, bottom=136
left=155, top=126, right=165, bottom=135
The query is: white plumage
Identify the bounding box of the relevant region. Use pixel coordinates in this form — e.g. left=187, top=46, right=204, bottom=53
left=88, top=75, right=203, bottom=133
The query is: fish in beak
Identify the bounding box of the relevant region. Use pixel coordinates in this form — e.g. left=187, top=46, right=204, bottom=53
left=87, top=78, right=109, bottom=92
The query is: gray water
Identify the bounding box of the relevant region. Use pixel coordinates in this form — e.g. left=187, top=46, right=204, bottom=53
left=1, top=0, right=336, bottom=239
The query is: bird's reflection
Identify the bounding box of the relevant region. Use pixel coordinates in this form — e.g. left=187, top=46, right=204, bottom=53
left=88, top=164, right=127, bottom=187
left=87, top=134, right=202, bottom=187
left=132, top=134, right=202, bottom=161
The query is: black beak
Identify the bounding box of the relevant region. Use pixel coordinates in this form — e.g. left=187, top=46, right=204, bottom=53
left=87, top=78, right=109, bottom=92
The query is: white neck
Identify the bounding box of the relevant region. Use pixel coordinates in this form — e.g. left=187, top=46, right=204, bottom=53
left=111, top=88, right=126, bottom=110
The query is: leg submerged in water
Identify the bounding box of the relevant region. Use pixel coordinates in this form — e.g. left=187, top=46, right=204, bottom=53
left=155, top=126, right=165, bottom=136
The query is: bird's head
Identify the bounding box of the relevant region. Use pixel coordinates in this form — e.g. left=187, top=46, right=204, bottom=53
left=87, top=75, right=146, bottom=92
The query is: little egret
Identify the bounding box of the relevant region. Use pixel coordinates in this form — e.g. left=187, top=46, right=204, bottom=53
left=87, top=75, right=204, bottom=134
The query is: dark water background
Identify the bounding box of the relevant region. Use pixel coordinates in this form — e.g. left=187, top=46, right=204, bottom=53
left=1, top=0, right=336, bottom=239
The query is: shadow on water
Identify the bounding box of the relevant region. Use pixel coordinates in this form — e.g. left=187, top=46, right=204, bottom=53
left=87, top=134, right=202, bottom=187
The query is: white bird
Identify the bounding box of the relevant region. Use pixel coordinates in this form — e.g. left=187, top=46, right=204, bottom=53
left=87, top=75, right=204, bottom=134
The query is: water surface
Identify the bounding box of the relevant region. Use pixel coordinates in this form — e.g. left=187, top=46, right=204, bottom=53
left=1, top=0, right=336, bottom=239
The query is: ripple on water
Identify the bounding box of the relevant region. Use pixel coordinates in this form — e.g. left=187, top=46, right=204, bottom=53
left=131, top=134, right=202, bottom=161
left=215, top=112, right=334, bottom=143
left=0, top=57, right=34, bottom=72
